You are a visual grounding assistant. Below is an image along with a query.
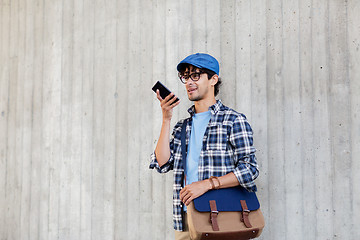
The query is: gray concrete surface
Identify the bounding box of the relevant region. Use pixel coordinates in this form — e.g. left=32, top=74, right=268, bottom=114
left=0, top=0, right=359, bottom=239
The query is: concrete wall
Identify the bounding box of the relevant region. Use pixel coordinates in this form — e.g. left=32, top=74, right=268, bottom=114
left=0, top=0, right=359, bottom=239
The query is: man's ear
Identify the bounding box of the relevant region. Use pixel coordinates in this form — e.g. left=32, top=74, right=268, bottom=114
left=211, top=75, right=219, bottom=86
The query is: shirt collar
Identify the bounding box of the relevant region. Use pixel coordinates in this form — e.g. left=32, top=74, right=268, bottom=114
left=187, top=99, right=223, bottom=116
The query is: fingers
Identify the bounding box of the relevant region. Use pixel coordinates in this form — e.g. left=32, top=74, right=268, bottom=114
left=180, top=187, right=193, bottom=206
left=156, top=89, right=163, bottom=101
left=160, top=92, right=179, bottom=109
left=180, top=186, right=197, bottom=206
left=168, top=97, right=180, bottom=108
left=180, top=181, right=210, bottom=206
left=156, top=90, right=177, bottom=104
left=156, top=90, right=180, bottom=121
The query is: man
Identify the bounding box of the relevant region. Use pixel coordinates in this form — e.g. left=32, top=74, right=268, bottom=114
left=149, top=53, right=259, bottom=240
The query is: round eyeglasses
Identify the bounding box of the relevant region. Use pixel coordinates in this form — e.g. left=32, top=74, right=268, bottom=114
left=178, top=72, right=204, bottom=84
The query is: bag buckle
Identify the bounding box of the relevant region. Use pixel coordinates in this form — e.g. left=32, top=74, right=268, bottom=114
left=211, top=210, right=219, bottom=215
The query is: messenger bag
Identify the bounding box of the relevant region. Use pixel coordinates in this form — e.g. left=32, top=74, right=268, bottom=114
left=181, top=119, right=265, bottom=240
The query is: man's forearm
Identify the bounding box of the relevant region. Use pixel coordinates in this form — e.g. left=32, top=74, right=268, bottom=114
left=180, top=172, right=240, bottom=206
left=154, top=119, right=172, bottom=167
left=217, top=172, right=240, bottom=188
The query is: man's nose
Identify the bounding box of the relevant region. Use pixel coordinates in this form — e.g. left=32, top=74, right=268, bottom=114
left=186, top=78, right=196, bottom=85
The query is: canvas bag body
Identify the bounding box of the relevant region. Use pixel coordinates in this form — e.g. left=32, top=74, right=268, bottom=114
left=187, top=200, right=264, bottom=240
left=186, top=186, right=265, bottom=240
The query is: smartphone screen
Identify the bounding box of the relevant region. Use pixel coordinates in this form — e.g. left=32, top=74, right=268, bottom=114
left=152, top=81, right=179, bottom=103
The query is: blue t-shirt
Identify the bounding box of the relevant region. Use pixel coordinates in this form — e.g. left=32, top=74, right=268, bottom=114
left=184, top=111, right=211, bottom=211
left=186, top=111, right=211, bottom=182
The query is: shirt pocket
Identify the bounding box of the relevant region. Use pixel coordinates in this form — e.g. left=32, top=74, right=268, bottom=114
left=205, top=124, right=229, bottom=151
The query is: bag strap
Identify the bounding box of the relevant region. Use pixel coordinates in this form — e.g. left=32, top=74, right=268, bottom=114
left=209, top=200, right=220, bottom=231
left=240, top=200, right=252, bottom=228
left=181, top=119, right=188, bottom=182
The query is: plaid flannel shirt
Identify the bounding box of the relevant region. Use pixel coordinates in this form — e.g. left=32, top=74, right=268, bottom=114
left=149, top=100, right=259, bottom=231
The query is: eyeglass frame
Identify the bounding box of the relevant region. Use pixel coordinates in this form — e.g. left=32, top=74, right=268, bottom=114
left=178, top=70, right=206, bottom=84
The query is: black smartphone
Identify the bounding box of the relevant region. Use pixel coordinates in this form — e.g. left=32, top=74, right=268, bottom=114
left=152, top=81, right=179, bottom=103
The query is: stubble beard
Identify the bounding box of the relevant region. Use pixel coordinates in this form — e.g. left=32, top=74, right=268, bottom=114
left=189, top=96, right=201, bottom=102
left=187, top=85, right=210, bottom=102
left=188, top=90, right=203, bottom=102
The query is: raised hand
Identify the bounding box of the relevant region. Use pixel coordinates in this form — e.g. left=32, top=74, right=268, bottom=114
left=156, top=90, right=180, bottom=122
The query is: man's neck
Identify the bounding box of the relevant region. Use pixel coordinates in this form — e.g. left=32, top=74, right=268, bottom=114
left=194, top=98, right=216, bottom=113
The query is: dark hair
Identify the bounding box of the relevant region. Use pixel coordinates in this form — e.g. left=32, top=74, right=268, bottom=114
left=178, top=64, right=222, bottom=97
left=200, top=68, right=222, bottom=97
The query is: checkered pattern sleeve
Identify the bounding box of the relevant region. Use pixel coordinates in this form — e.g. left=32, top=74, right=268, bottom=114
left=149, top=151, right=174, bottom=173
left=149, top=121, right=183, bottom=173
left=229, top=115, right=259, bottom=192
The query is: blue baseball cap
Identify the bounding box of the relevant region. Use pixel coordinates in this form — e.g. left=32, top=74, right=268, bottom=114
left=177, top=53, right=220, bottom=75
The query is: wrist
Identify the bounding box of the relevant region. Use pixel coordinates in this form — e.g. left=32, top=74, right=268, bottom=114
left=207, top=179, right=214, bottom=190
left=162, top=118, right=171, bottom=125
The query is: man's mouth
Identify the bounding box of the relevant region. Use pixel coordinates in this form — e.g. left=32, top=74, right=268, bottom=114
left=188, top=87, right=197, bottom=93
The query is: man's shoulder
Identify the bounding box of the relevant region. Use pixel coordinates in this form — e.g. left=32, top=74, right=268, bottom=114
left=218, top=104, right=248, bottom=123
